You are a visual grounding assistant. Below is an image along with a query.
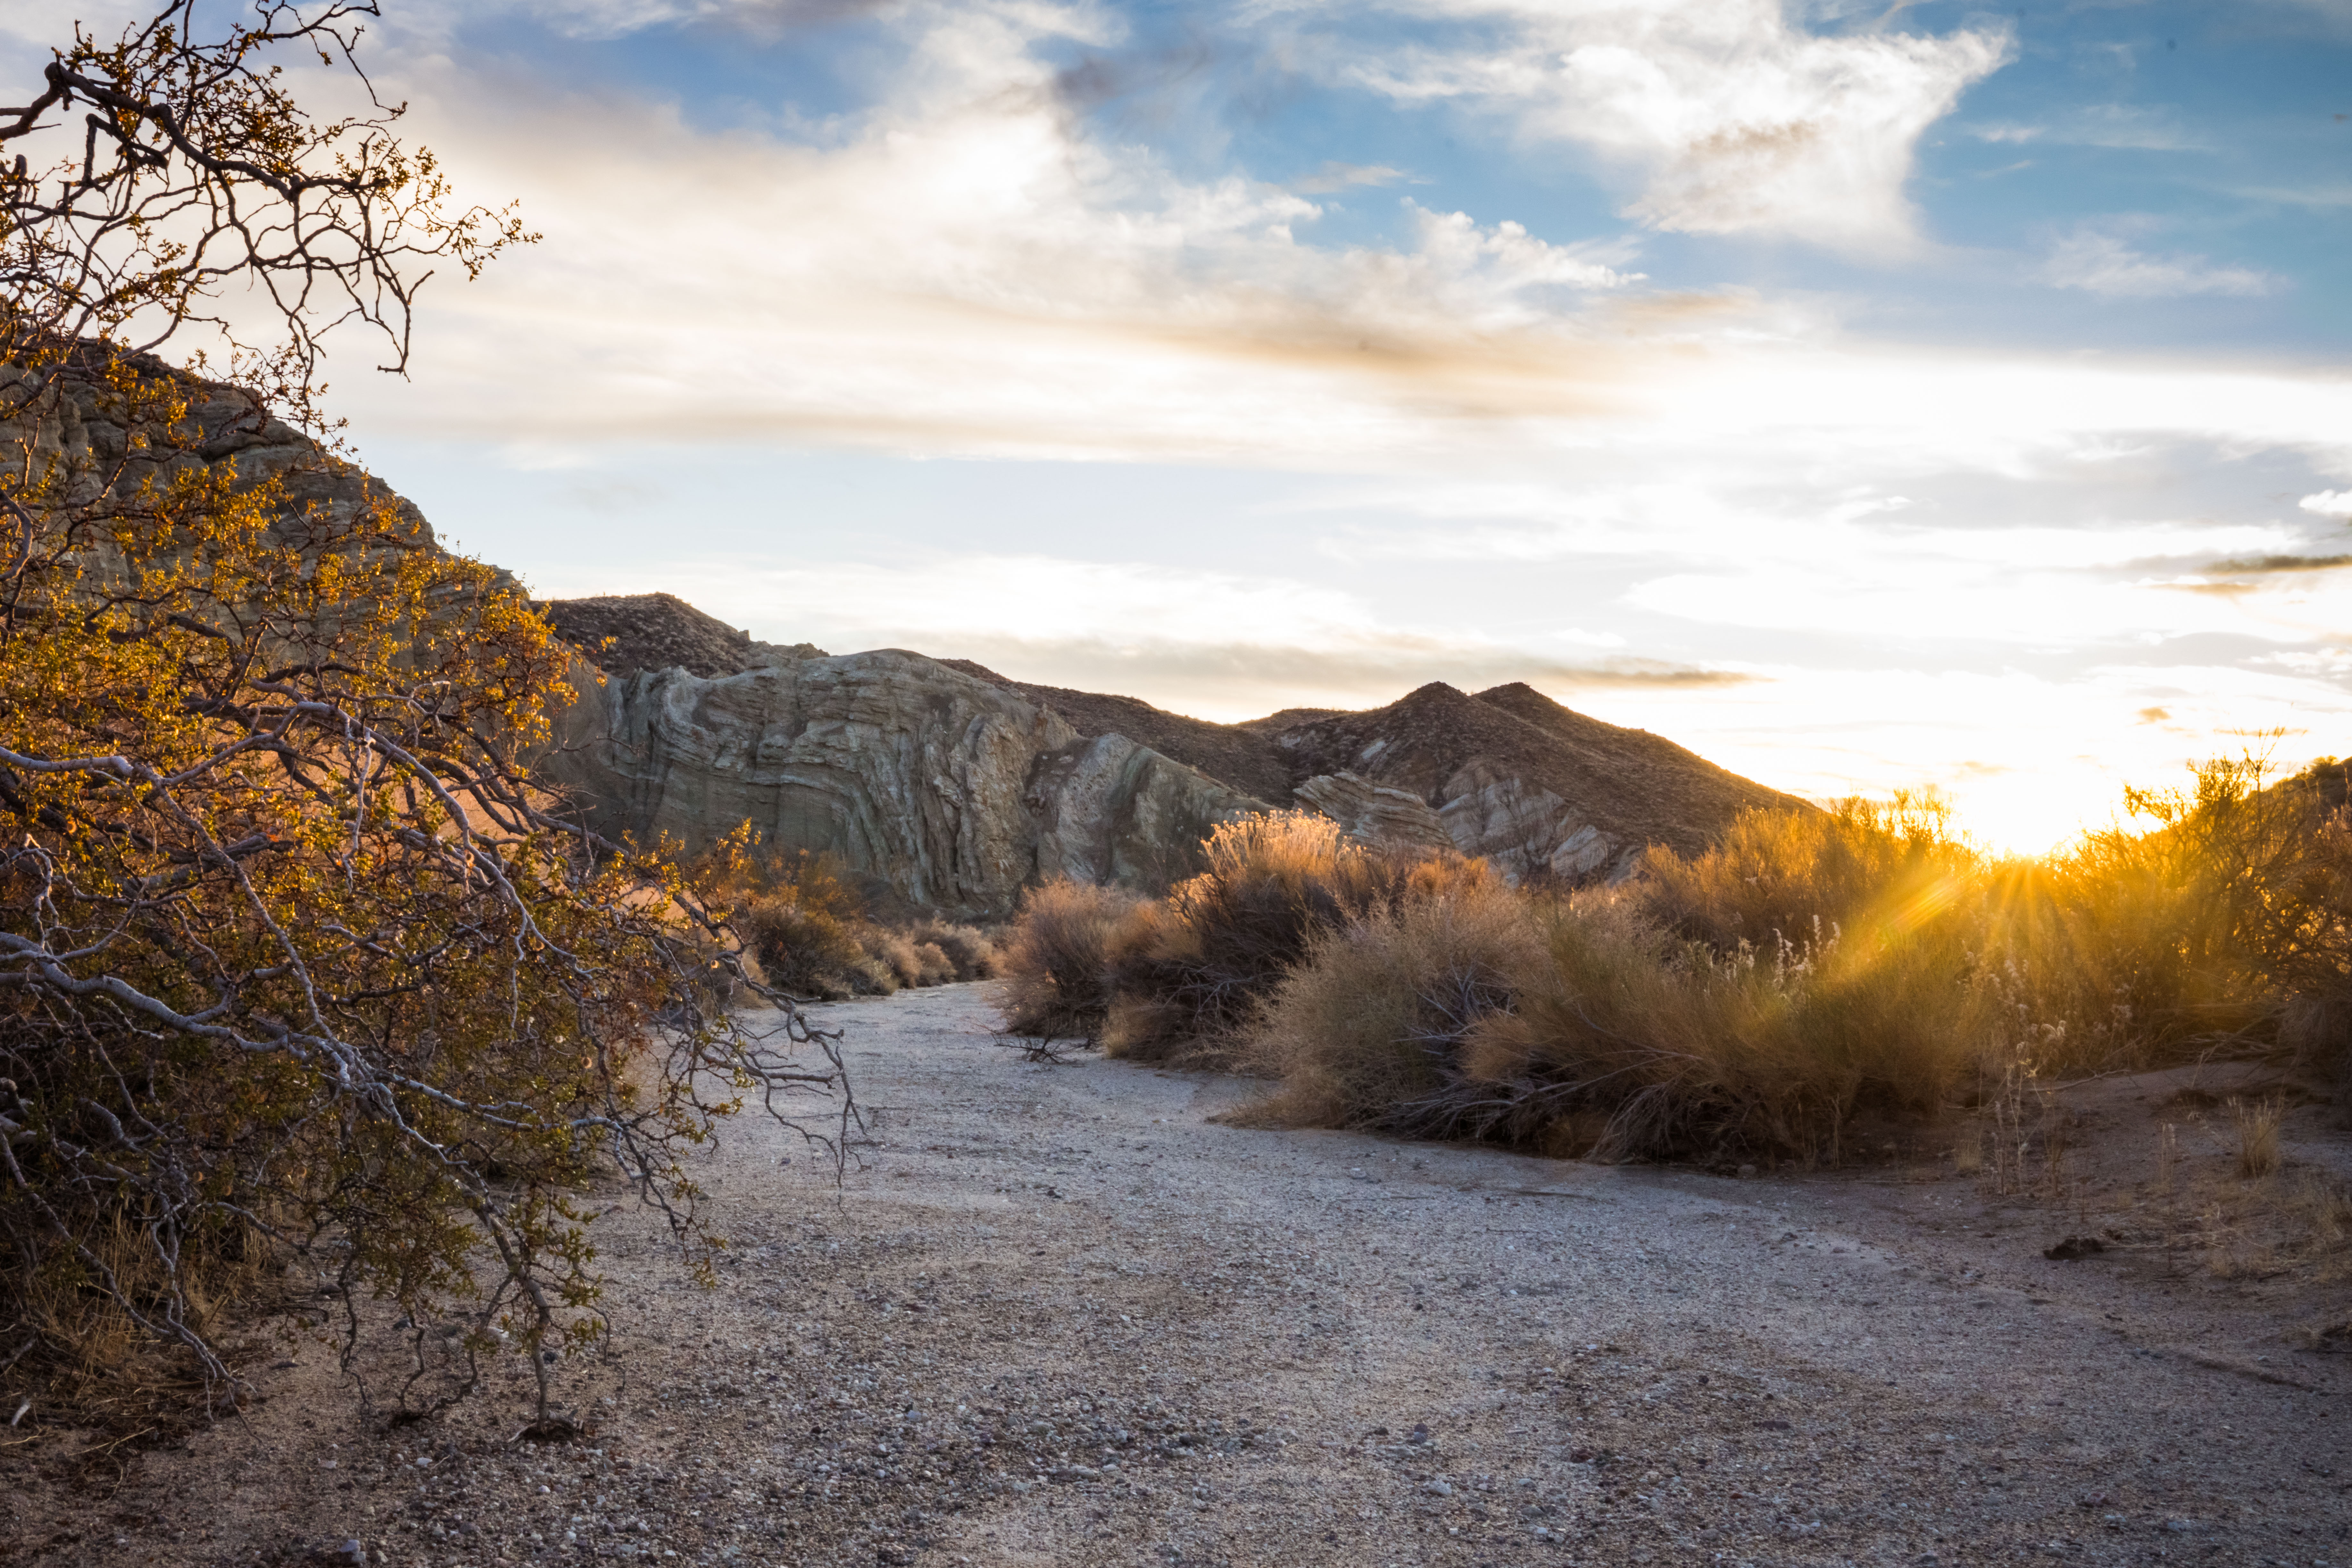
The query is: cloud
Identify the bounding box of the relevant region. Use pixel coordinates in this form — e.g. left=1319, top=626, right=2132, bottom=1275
left=625, top=552, right=1745, bottom=718
left=1320, top=0, right=2012, bottom=253
left=1292, top=162, right=1417, bottom=194
left=2301, top=490, right=2352, bottom=516
left=2042, top=223, right=2280, bottom=299
left=1968, top=104, right=2207, bottom=153
left=511, top=0, right=907, bottom=42
left=2205, top=553, right=2352, bottom=574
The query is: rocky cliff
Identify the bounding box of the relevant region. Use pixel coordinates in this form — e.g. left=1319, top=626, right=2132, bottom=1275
left=536, top=650, right=1268, bottom=919
left=1274, top=681, right=1812, bottom=882
left=540, top=597, right=1812, bottom=906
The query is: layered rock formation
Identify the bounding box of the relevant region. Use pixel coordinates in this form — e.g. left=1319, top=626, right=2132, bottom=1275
left=537, top=651, right=1267, bottom=919
left=538, top=595, right=1811, bottom=908
left=1275, top=681, right=1811, bottom=882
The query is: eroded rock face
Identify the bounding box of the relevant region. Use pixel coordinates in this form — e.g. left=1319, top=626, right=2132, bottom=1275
left=1293, top=770, right=1453, bottom=854
left=1434, top=758, right=1626, bottom=882
left=1030, top=734, right=1265, bottom=892
left=541, top=652, right=1268, bottom=918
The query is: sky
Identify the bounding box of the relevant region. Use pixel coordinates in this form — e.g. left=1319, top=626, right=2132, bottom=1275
left=9, top=0, right=2352, bottom=852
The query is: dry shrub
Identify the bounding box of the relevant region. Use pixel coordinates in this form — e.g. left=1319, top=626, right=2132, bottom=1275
left=1459, top=895, right=1993, bottom=1162
left=864, top=928, right=927, bottom=990
left=1108, top=812, right=1499, bottom=1064
left=1237, top=879, right=1995, bottom=1164
left=2232, top=1096, right=2284, bottom=1178
left=1233, top=878, right=1544, bottom=1127
left=996, top=879, right=1145, bottom=1042
left=910, top=941, right=957, bottom=985
left=1638, top=791, right=1971, bottom=952
left=735, top=852, right=988, bottom=999
left=742, top=898, right=869, bottom=1000
left=909, top=919, right=1000, bottom=980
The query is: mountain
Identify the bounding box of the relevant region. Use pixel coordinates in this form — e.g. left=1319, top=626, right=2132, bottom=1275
left=1273, top=681, right=1810, bottom=880
left=544, top=596, right=1810, bottom=896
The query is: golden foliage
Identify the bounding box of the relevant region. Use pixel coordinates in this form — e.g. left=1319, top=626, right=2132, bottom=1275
left=0, top=352, right=842, bottom=1421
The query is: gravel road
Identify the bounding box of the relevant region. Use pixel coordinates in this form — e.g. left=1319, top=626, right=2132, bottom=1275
left=20, top=982, right=2348, bottom=1568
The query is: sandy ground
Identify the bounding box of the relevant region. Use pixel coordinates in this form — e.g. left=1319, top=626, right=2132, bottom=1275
left=7, top=981, right=2350, bottom=1568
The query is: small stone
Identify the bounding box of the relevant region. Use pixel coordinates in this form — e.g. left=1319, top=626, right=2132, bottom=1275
left=1424, top=1479, right=1453, bottom=1497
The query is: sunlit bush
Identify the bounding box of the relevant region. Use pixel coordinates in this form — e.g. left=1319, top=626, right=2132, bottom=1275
left=1104, top=812, right=1499, bottom=1063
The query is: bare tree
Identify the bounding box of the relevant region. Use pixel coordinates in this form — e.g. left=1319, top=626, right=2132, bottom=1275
left=0, top=0, right=529, bottom=420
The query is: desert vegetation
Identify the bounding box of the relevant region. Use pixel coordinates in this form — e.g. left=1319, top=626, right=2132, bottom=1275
left=997, top=758, right=2352, bottom=1168
left=0, top=2, right=847, bottom=1437
left=731, top=849, right=997, bottom=1000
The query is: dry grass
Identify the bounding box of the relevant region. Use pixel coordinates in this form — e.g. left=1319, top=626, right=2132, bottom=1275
left=1452, top=892, right=1995, bottom=1162
left=994, top=880, right=1144, bottom=1043
left=3, top=1210, right=288, bottom=1444
left=2232, top=1096, right=2284, bottom=1178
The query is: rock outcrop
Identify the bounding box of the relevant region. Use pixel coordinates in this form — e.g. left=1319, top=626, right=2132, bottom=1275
left=538, top=596, right=1812, bottom=903
left=1028, top=733, right=1268, bottom=890
left=541, top=592, right=826, bottom=679
left=938, top=660, right=1296, bottom=805
left=1273, top=681, right=1812, bottom=882
left=1292, top=770, right=1453, bottom=854
left=538, top=651, right=1268, bottom=919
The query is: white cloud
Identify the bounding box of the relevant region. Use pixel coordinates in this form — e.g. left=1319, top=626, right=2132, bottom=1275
left=2301, top=490, right=2352, bottom=516
left=1292, top=162, right=1417, bottom=194
left=1321, top=0, right=2013, bottom=253
left=639, top=553, right=1728, bottom=716
left=1968, top=104, right=2206, bottom=153
left=2043, top=223, right=2280, bottom=299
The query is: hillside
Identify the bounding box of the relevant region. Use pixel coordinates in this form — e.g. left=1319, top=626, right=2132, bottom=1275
left=936, top=660, right=1296, bottom=805
left=538, top=593, right=1809, bottom=888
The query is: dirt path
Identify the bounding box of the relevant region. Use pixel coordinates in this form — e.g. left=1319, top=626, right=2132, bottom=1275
left=12, top=983, right=2349, bottom=1568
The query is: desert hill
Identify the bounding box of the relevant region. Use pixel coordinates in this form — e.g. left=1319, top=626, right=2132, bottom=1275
left=542, top=595, right=1809, bottom=895
left=1274, top=680, right=1811, bottom=875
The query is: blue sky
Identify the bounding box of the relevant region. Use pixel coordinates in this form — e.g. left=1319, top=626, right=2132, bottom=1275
left=11, top=0, right=2352, bottom=849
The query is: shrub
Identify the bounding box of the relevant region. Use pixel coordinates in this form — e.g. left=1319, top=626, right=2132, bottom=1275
left=1459, top=895, right=1995, bottom=1162
left=995, top=880, right=1145, bottom=1042
left=0, top=359, right=845, bottom=1421
left=865, top=927, right=929, bottom=990
left=1232, top=878, right=1545, bottom=1128
left=742, top=897, right=869, bottom=1000
left=909, top=919, right=1000, bottom=980
left=1234, top=881, right=1994, bottom=1164
left=1106, top=812, right=1499, bottom=1064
